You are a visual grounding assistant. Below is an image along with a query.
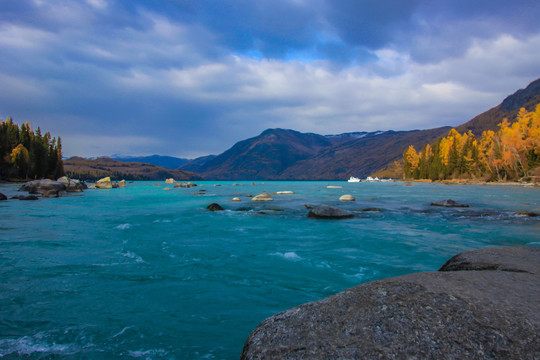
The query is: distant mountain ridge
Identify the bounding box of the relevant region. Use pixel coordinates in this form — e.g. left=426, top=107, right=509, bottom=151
left=111, top=155, right=189, bottom=169
left=64, top=157, right=202, bottom=181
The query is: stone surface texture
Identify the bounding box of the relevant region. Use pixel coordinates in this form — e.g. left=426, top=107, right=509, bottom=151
left=207, top=203, right=224, bottom=211
left=94, top=177, right=113, bottom=189
left=241, top=246, right=540, bottom=360
left=252, top=193, right=273, bottom=201
left=431, top=199, right=469, bottom=207
left=307, top=204, right=354, bottom=219
left=19, top=179, right=66, bottom=194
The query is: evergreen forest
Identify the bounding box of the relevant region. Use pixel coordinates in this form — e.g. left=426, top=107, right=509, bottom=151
left=0, top=117, right=64, bottom=180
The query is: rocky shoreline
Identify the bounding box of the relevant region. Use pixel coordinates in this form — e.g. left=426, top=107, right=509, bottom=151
left=241, top=246, right=540, bottom=359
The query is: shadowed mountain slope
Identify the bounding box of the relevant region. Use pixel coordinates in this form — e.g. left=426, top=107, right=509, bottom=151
left=280, top=127, right=451, bottom=180
left=192, top=129, right=334, bottom=180
left=455, top=78, right=540, bottom=137
left=178, top=155, right=217, bottom=173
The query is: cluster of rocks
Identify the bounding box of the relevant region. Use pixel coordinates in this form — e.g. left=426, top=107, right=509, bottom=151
left=164, top=178, right=197, bottom=187
left=198, top=197, right=538, bottom=221
left=5, top=176, right=130, bottom=200
left=241, top=246, right=540, bottom=359
left=14, top=177, right=88, bottom=199
left=88, top=177, right=126, bottom=189
left=173, top=181, right=198, bottom=188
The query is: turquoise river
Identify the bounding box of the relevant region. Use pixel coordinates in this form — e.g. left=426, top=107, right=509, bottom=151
left=1, top=181, right=539, bottom=359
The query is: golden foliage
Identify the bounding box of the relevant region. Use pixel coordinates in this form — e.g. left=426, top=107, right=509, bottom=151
left=404, top=105, right=540, bottom=181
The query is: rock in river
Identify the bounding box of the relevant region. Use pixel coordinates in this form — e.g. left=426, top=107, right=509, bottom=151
left=19, top=179, right=66, bottom=194
left=174, top=182, right=197, bottom=188
left=0, top=193, right=7, bottom=200
left=12, top=195, right=39, bottom=200
left=94, top=177, right=113, bottom=189
left=57, top=176, right=86, bottom=192
left=207, top=203, right=224, bottom=211
left=42, top=190, right=60, bottom=198
left=516, top=211, right=539, bottom=217
left=252, top=193, right=273, bottom=202
left=431, top=199, right=469, bottom=207
left=241, top=246, right=540, bottom=359
left=307, top=205, right=354, bottom=219
left=338, top=194, right=355, bottom=201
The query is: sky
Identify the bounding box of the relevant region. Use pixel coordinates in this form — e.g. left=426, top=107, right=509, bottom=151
left=0, top=0, right=539, bottom=159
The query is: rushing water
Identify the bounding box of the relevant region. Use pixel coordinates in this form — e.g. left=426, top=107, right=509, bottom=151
left=1, top=181, right=539, bottom=359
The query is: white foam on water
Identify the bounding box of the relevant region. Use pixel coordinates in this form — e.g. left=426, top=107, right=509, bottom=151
left=0, top=334, right=77, bottom=357
left=115, top=223, right=132, bottom=230
left=128, top=348, right=168, bottom=358
left=153, top=219, right=171, bottom=223
left=92, top=262, right=122, bottom=267
left=122, top=251, right=145, bottom=263
left=344, top=267, right=369, bottom=280
left=271, top=252, right=302, bottom=261
left=111, top=326, right=135, bottom=339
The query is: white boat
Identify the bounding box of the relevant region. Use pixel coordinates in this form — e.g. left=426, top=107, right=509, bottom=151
left=347, top=176, right=361, bottom=182
left=364, top=176, right=380, bottom=182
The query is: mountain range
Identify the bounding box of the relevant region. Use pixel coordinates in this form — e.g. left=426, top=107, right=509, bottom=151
left=178, top=78, right=539, bottom=180
left=68, top=78, right=539, bottom=181
left=179, top=128, right=451, bottom=180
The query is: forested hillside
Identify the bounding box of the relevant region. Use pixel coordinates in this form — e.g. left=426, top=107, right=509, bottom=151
left=403, top=106, right=540, bottom=181
left=0, top=118, right=64, bottom=180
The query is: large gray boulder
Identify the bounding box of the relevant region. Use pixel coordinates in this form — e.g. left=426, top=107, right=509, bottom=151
left=19, top=179, right=66, bottom=195
left=241, top=247, right=540, bottom=359
left=57, top=176, right=86, bottom=192
left=307, top=204, right=354, bottom=219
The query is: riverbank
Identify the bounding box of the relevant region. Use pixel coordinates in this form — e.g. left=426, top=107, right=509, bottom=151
left=401, top=178, right=540, bottom=187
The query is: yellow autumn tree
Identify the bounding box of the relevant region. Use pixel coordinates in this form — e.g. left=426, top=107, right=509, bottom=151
left=10, top=144, right=29, bottom=179
left=403, top=145, right=420, bottom=178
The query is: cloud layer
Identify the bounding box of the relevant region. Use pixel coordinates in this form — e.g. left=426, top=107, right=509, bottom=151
left=0, top=0, right=539, bottom=158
